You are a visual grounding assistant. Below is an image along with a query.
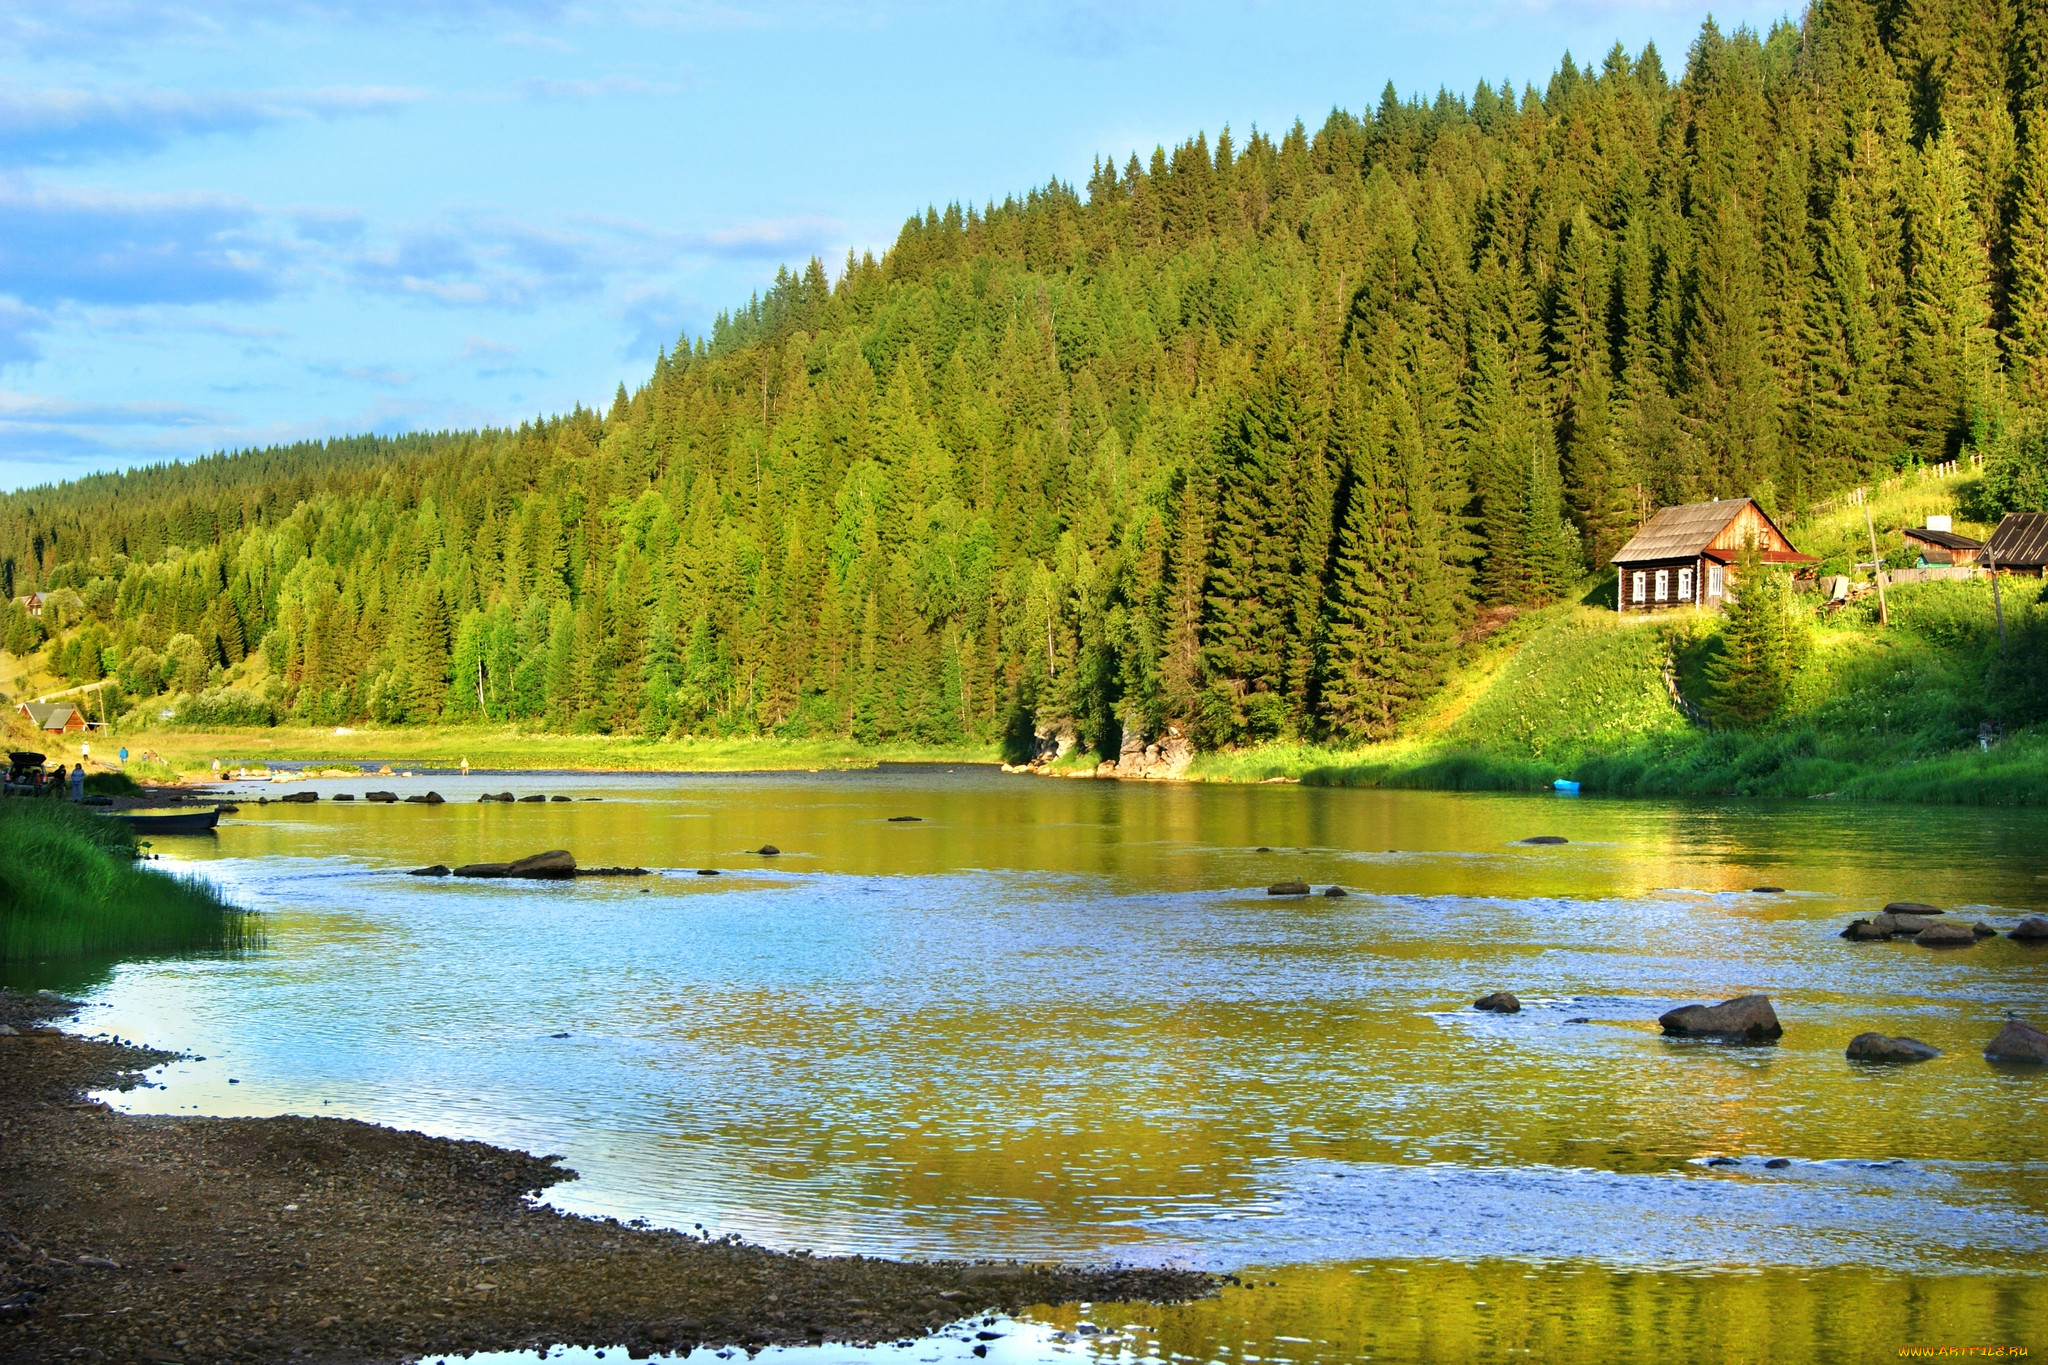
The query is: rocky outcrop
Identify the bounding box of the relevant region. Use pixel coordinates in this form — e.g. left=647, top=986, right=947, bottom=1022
left=453, top=850, right=577, bottom=880
left=1031, top=723, right=1078, bottom=766
left=1984, top=1019, right=2048, bottom=1063
left=1844, top=910, right=1942, bottom=939
left=1845, top=1032, right=1941, bottom=1061
left=1112, top=724, right=1195, bottom=781
left=1658, top=994, right=1782, bottom=1042
left=1913, top=921, right=1978, bottom=947
left=2011, top=917, right=2048, bottom=941
left=1474, top=991, right=1521, bottom=1014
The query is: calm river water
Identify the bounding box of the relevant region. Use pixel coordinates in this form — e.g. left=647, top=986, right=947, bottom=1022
left=21, top=767, right=2048, bottom=1362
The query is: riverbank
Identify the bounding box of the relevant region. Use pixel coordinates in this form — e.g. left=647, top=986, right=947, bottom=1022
left=0, top=801, right=250, bottom=965
left=0, top=989, right=1213, bottom=1364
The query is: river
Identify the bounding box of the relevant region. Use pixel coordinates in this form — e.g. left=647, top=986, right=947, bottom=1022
left=20, top=767, right=2048, bottom=1361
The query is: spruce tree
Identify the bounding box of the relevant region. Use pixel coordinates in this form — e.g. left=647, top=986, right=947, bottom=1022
left=1705, top=540, right=1806, bottom=727
left=1899, top=134, right=1996, bottom=460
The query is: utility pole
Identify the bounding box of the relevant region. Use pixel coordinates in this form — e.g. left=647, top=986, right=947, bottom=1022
left=1863, top=502, right=1889, bottom=627
left=1988, top=545, right=2007, bottom=653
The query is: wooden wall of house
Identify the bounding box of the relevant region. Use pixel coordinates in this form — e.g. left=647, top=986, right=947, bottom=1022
left=1707, top=503, right=1793, bottom=554
left=1619, top=557, right=1706, bottom=612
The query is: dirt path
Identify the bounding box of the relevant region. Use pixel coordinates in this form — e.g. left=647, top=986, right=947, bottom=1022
left=0, top=990, right=1212, bottom=1364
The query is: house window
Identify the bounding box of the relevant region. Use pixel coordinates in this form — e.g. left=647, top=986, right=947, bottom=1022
left=1708, top=565, right=1724, bottom=597
left=1678, top=567, right=1693, bottom=602
left=1654, top=569, right=1669, bottom=602
left=1632, top=571, right=1646, bottom=604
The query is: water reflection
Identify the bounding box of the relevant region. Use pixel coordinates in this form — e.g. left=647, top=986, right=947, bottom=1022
left=31, top=772, right=2046, bottom=1357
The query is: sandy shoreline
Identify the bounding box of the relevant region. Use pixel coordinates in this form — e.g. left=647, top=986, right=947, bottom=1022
left=0, top=990, right=1213, bottom=1364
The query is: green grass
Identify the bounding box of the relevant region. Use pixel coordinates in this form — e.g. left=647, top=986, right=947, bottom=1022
left=1189, top=577, right=2048, bottom=804
left=115, top=726, right=999, bottom=776
left=0, top=800, right=253, bottom=962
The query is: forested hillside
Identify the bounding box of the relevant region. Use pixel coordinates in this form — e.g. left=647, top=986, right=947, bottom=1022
left=6, top=1, right=2048, bottom=756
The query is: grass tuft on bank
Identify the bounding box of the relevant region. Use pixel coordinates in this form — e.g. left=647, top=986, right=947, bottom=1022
left=0, top=801, right=252, bottom=962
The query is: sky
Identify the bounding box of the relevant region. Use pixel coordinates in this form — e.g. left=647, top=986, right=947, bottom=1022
left=0, top=0, right=1799, bottom=492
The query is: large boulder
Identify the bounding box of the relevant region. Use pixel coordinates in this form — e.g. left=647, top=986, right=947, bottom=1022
left=280, top=790, right=318, bottom=803
left=406, top=864, right=451, bottom=878
left=1914, top=921, right=1978, bottom=947
left=403, top=791, right=445, bottom=805
left=2011, top=917, right=2048, bottom=942
left=1112, top=724, right=1194, bottom=780
left=1883, top=901, right=1944, bottom=916
left=1845, top=1032, right=1941, bottom=1062
left=1474, top=991, right=1521, bottom=1014
left=1658, top=994, right=1782, bottom=1043
left=452, top=862, right=512, bottom=878
left=1983, top=1019, right=2048, bottom=1063
left=1841, top=919, right=1890, bottom=941
left=364, top=790, right=398, bottom=802
left=507, top=849, right=577, bottom=879
left=518, top=794, right=548, bottom=803
left=1266, top=880, right=1311, bottom=896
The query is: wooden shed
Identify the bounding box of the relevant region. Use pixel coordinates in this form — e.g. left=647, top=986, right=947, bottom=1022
left=1903, top=520, right=1984, bottom=567
left=1985, top=512, right=2048, bottom=576
left=1610, top=498, right=1815, bottom=613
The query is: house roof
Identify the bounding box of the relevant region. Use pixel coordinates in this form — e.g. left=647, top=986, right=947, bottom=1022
left=1904, top=526, right=1984, bottom=552
left=1611, top=498, right=1809, bottom=565
left=20, top=702, right=78, bottom=730
left=1986, top=512, right=2048, bottom=567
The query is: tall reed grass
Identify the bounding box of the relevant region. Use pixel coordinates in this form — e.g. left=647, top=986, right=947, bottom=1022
left=0, top=800, right=253, bottom=962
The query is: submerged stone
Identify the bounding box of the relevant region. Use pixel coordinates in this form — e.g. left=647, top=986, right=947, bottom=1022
left=1845, top=1032, right=1941, bottom=1062
left=1266, top=880, right=1311, bottom=896
left=1519, top=836, right=1568, bottom=845
left=1474, top=991, right=1521, bottom=1014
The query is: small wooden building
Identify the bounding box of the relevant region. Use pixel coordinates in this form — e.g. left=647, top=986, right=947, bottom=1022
left=1985, top=512, right=2048, bottom=576
left=1903, top=519, right=1984, bottom=567
left=10, top=592, right=40, bottom=617
left=1610, top=498, right=1814, bottom=613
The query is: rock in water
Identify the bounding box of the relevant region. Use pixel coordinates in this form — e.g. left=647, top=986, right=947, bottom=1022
left=550, top=795, right=571, bottom=803
left=1658, top=994, right=1782, bottom=1043
left=1845, top=1033, right=1941, bottom=1062
left=364, top=791, right=398, bottom=802
left=1914, top=922, right=1977, bottom=947
left=1883, top=901, right=1944, bottom=916
left=518, top=794, right=548, bottom=803
left=1323, top=885, right=1349, bottom=898
left=332, top=793, right=355, bottom=801
left=406, top=864, right=452, bottom=878
left=1841, top=918, right=1890, bottom=941
left=1752, top=886, right=1785, bottom=893
left=1973, top=921, right=1997, bottom=937
left=1474, top=992, right=1521, bottom=1014
left=403, top=791, right=444, bottom=805
left=280, top=791, right=318, bottom=803
left=2010, top=917, right=2048, bottom=941
left=452, top=862, right=512, bottom=878
left=1266, top=880, right=1311, bottom=896
left=756, top=844, right=781, bottom=856
left=887, top=815, right=923, bottom=822
left=1983, top=1019, right=2048, bottom=1063
left=506, top=850, right=577, bottom=879
left=1519, top=836, right=1568, bottom=845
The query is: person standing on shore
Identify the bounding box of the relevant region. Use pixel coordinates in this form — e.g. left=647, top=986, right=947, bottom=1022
left=70, top=764, right=85, bottom=802
left=81, top=740, right=90, bottom=766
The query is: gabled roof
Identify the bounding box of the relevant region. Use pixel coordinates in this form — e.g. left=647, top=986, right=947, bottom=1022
left=1610, top=498, right=1805, bottom=565
left=1986, top=512, right=2048, bottom=567
left=1903, top=526, right=1984, bottom=552
left=20, top=702, right=78, bottom=730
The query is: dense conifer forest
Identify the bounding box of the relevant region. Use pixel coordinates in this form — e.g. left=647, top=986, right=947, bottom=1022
left=7, top=1, right=2048, bottom=756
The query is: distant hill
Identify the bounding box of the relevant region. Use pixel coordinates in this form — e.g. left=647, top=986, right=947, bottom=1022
left=6, top=2, right=2048, bottom=759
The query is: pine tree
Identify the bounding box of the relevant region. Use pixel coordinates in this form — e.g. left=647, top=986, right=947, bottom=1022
left=1683, top=192, right=1779, bottom=496
left=1899, top=134, right=1996, bottom=460
left=1705, top=540, right=1807, bottom=726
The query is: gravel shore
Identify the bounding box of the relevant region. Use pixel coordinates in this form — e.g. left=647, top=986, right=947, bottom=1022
left=0, top=989, right=1213, bottom=1363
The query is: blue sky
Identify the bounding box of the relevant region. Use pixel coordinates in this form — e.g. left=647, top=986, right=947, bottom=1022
left=0, top=0, right=1796, bottom=491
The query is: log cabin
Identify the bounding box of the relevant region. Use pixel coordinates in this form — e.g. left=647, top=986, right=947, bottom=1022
left=1902, top=518, right=1984, bottom=567
left=1610, top=498, right=1815, bottom=614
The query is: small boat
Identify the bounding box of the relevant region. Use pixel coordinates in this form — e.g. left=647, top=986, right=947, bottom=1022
left=111, top=807, right=224, bottom=835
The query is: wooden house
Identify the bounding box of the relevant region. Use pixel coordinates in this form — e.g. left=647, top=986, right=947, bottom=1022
left=1985, top=512, right=2048, bottom=576
left=1903, top=520, right=1984, bottom=566
left=19, top=701, right=87, bottom=734
left=11, top=592, right=41, bottom=617
left=1610, top=498, right=1814, bottom=613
